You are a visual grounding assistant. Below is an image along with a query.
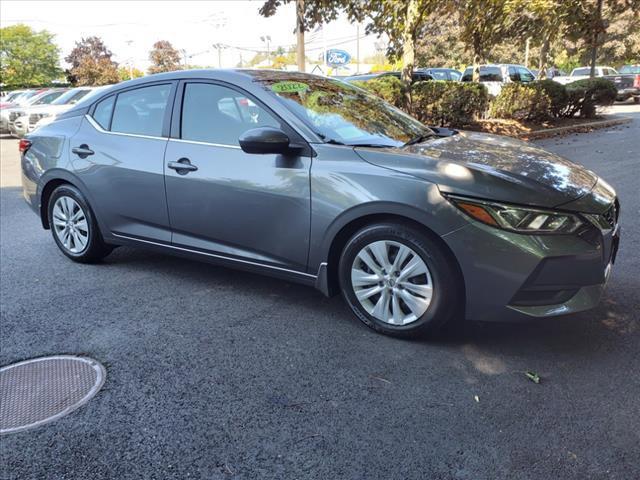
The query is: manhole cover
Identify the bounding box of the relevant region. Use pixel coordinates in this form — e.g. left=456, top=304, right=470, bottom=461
left=0, top=356, right=106, bottom=434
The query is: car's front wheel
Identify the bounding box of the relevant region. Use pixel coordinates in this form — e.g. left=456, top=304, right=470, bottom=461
left=339, top=223, right=462, bottom=337
left=48, top=184, right=113, bottom=263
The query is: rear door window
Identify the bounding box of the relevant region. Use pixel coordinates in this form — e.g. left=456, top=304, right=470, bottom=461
left=110, top=84, right=172, bottom=136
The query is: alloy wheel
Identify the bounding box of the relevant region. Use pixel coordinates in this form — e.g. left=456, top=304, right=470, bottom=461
left=350, top=240, right=433, bottom=326
left=52, top=196, right=89, bottom=254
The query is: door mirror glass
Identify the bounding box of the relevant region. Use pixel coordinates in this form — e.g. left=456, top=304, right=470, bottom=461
left=239, top=127, right=290, bottom=154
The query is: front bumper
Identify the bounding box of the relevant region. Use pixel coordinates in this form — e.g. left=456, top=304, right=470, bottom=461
left=10, top=117, right=29, bottom=138
left=443, top=217, right=619, bottom=322
left=616, top=87, right=640, bottom=100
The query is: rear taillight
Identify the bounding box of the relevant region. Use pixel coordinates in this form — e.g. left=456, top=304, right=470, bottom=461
left=634, top=74, right=640, bottom=88
left=18, top=139, right=32, bottom=154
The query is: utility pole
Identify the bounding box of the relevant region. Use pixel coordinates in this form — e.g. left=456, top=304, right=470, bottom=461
left=213, top=43, right=225, bottom=68
left=260, top=36, right=271, bottom=67
left=590, top=0, right=604, bottom=79
left=125, top=40, right=134, bottom=79
left=356, top=23, right=360, bottom=74
left=296, top=0, right=305, bottom=72
left=181, top=49, right=188, bottom=68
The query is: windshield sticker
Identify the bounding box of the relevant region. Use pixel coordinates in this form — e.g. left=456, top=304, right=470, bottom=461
left=271, top=81, right=309, bottom=93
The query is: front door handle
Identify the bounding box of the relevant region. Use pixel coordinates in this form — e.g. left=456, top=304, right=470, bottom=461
left=168, top=158, right=198, bottom=175
left=71, top=144, right=94, bottom=158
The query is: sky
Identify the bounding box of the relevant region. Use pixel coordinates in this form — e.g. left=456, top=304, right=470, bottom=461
left=0, top=0, right=384, bottom=72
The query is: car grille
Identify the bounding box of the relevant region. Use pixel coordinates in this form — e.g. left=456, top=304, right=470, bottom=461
left=9, top=111, right=23, bottom=122
left=29, top=113, right=47, bottom=126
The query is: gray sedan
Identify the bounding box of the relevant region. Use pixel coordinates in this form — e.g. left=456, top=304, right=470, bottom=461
left=20, top=70, right=620, bottom=337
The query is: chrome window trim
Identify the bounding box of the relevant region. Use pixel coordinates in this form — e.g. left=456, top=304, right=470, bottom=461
left=111, top=232, right=316, bottom=279
left=85, top=114, right=168, bottom=141
left=168, top=138, right=242, bottom=150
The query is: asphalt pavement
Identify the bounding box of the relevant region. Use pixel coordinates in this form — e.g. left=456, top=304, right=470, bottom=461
left=1, top=103, right=639, bottom=480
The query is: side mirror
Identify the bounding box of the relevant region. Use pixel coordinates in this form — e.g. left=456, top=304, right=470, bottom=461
left=239, top=127, right=290, bottom=155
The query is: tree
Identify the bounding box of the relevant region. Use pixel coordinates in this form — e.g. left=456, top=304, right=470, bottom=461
left=65, top=36, right=119, bottom=86
left=118, top=66, right=144, bottom=81
left=260, top=0, right=346, bottom=72
left=148, top=40, right=182, bottom=74
left=0, top=24, right=62, bottom=88
left=260, top=0, right=445, bottom=106
left=457, top=0, right=522, bottom=81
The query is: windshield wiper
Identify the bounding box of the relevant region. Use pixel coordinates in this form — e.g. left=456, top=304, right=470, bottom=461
left=317, top=134, right=391, bottom=148
left=403, top=132, right=436, bottom=147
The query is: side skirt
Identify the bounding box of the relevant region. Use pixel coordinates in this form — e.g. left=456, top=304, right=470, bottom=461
left=110, top=233, right=319, bottom=288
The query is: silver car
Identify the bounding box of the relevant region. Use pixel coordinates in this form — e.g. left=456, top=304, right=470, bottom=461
left=20, top=70, right=620, bottom=337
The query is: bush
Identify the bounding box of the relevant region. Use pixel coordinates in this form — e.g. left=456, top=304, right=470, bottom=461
left=534, top=79, right=568, bottom=118
left=410, top=80, right=489, bottom=127
left=562, top=78, right=617, bottom=118
left=489, top=83, right=552, bottom=121
left=351, top=75, right=406, bottom=109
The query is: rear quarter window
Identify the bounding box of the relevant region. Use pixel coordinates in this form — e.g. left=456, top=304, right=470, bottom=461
left=92, top=96, right=115, bottom=129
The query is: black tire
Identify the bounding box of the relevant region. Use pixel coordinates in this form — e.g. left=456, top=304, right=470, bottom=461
left=634, top=97, right=640, bottom=104
left=47, top=184, right=113, bottom=263
left=338, top=222, right=462, bottom=338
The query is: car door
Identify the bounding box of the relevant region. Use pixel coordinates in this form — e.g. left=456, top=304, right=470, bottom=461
left=70, top=82, right=175, bottom=242
left=517, top=67, right=536, bottom=83
left=163, top=81, right=311, bottom=271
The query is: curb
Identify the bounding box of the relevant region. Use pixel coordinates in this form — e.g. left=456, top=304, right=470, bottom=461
left=522, top=115, right=633, bottom=140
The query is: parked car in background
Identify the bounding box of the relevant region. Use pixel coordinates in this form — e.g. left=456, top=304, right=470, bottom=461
left=7, top=89, right=68, bottom=137
left=554, top=66, right=640, bottom=102
left=460, top=64, right=536, bottom=96
left=1, top=89, right=41, bottom=133
left=343, top=70, right=434, bottom=83
left=416, top=68, right=462, bottom=81
left=21, top=69, right=619, bottom=338
left=10, top=87, right=101, bottom=138
left=553, top=66, right=618, bottom=84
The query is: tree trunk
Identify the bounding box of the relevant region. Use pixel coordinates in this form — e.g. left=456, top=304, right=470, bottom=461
left=401, top=0, right=420, bottom=109
left=538, top=36, right=549, bottom=80
left=590, top=0, right=603, bottom=79
left=296, top=0, right=305, bottom=72
left=472, top=53, right=481, bottom=82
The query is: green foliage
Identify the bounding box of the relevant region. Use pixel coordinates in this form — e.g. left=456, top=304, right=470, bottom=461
left=118, top=66, right=145, bottom=81
left=65, top=36, right=119, bottom=86
left=489, top=83, right=552, bottom=121
left=351, top=76, right=406, bottom=108
left=411, top=80, right=489, bottom=127
left=563, top=78, right=618, bottom=118
left=0, top=24, right=62, bottom=88
left=534, top=79, right=568, bottom=117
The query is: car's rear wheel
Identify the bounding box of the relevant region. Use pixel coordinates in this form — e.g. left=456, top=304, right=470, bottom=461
left=339, top=223, right=462, bottom=337
left=48, top=184, right=113, bottom=263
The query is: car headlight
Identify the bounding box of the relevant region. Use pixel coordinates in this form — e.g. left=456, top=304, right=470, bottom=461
left=445, top=194, right=583, bottom=234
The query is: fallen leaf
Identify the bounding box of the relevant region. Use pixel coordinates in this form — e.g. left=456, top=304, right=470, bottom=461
left=525, top=371, right=541, bottom=384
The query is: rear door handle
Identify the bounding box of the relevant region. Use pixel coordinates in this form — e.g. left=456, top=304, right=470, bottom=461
left=72, top=144, right=94, bottom=158
left=168, top=158, right=198, bottom=175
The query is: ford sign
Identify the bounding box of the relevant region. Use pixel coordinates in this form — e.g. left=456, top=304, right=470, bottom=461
left=325, top=49, right=351, bottom=67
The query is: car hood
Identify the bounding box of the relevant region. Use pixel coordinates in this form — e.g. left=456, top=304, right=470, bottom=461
left=355, top=130, right=599, bottom=209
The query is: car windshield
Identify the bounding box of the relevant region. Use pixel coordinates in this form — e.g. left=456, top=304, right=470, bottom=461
left=256, top=75, right=433, bottom=147
left=572, top=68, right=592, bottom=76
left=52, top=88, right=94, bottom=105
left=619, top=65, right=640, bottom=74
